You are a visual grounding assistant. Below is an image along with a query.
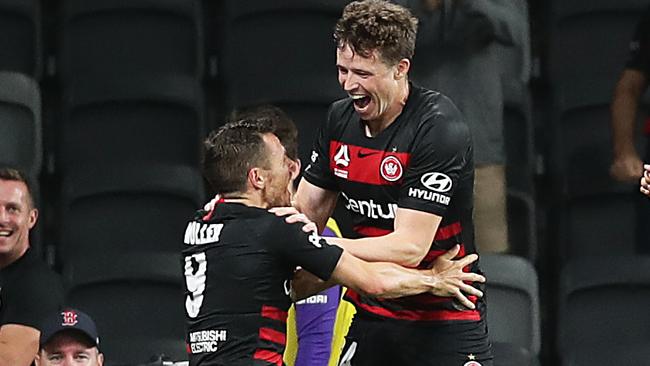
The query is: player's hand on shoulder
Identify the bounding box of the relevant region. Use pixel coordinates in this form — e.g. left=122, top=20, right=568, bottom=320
left=425, top=245, right=485, bottom=309
left=268, top=207, right=317, bottom=233
left=204, top=194, right=221, bottom=211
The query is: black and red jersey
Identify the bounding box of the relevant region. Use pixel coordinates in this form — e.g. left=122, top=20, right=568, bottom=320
left=303, top=83, right=484, bottom=323
left=182, top=202, right=343, bottom=366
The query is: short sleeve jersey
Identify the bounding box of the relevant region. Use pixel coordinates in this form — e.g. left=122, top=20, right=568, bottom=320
left=626, top=6, right=650, bottom=75
left=303, top=84, right=484, bottom=323
left=0, top=248, right=64, bottom=329
left=182, top=202, right=343, bottom=366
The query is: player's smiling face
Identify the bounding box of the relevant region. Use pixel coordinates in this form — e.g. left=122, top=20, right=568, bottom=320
left=336, top=44, right=406, bottom=125
left=0, top=179, right=37, bottom=266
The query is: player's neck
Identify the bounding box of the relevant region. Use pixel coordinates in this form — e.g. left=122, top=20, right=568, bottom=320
left=364, top=80, right=409, bottom=137
left=222, top=193, right=268, bottom=209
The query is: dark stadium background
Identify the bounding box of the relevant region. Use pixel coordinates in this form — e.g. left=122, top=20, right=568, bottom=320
left=0, top=1, right=647, bottom=365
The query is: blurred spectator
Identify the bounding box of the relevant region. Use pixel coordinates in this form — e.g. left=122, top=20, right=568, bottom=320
left=610, top=6, right=650, bottom=183
left=398, top=0, right=524, bottom=253
left=35, top=309, right=103, bottom=366
left=0, top=168, right=63, bottom=366
left=610, top=7, right=650, bottom=252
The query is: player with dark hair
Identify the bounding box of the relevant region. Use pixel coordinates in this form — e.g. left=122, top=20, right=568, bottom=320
left=287, top=1, right=493, bottom=364
left=183, top=119, right=484, bottom=366
left=230, top=105, right=346, bottom=366
left=0, top=168, right=64, bottom=366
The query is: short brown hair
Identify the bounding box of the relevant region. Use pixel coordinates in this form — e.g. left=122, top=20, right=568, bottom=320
left=202, top=119, right=275, bottom=195
left=0, top=168, right=35, bottom=207
left=334, top=0, right=418, bottom=65
left=229, top=105, right=299, bottom=161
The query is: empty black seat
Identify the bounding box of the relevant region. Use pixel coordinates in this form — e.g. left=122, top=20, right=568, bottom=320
left=59, top=0, right=204, bottom=82
left=0, top=0, right=41, bottom=77
left=0, top=71, right=41, bottom=178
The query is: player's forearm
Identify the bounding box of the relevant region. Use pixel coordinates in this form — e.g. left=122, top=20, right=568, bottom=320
left=327, top=235, right=427, bottom=267
left=290, top=269, right=337, bottom=301
left=359, top=262, right=436, bottom=299
left=611, top=71, right=646, bottom=156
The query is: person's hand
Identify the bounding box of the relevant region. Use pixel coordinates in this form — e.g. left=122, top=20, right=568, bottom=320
left=204, top=195, right=221, bottom=211
left=425, top=245, right=485, bottom=309
left=268, top=207, right=317, bottom=233
left=611, top=152, right=643, bottom=182
left=640, top=164, right=650, bottom=196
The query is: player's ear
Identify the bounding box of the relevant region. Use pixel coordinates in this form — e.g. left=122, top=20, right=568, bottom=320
left=394, top=58, right=410, bottom=80
left=248, top=167, right=266, bottom=190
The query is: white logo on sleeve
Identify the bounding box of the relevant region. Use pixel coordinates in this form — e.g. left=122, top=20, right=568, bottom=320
left=421, top=172, right=453, bottom=193
left=311, top=151, right=319, bottom=163
left=334, top=145, right=350, bottom=167
left=333, top=144, right=350, bottom=179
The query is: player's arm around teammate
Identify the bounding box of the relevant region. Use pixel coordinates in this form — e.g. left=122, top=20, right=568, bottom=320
left=285, top=183, right=443, bottom=267
left=291, top=242, right=484, bottom=309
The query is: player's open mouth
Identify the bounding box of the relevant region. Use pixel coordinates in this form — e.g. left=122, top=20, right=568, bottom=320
left=0, top=230, right=11, bottom=237
left=350, top=94, right=371, bottom=109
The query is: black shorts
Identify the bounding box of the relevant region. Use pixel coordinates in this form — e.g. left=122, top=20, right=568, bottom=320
left=339, top=314, right=493, bottom=366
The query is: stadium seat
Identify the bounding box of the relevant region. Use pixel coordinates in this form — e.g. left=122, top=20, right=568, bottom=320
left=481, top=254, right=540, bottom=358
left=59, top=0, right=204, bottom=82
left=506, top=190, right=537, bottom=260
left=557, top=256, right=650, bottom=361
left=0, top=71, right=42, bottom=178
left=562, top=342, right=650, bottom=366
left=64, top=251, right=187, bottom=364
left=218, top=0, right=347, bottom=109
left=58, top=75, right=204, bottom=173
left=548, top=0, right=647, bottom=85
left=503, top=81, right=535, bottom=195
left=548, top=78, right=646, bottom=260
left=59, top=164, right=205, bottom=259
left=0, top=0, right=41, bottom=77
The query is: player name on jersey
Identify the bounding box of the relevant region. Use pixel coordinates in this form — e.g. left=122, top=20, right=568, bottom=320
left=184, top=222, right=223, bottom=245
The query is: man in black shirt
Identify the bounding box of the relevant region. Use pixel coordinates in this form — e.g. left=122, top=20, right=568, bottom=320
left=0, top=168, right=63, bottom=365
left=183, top=119, right=484, bottom=366
left=291, top=1, right=493, bottom=364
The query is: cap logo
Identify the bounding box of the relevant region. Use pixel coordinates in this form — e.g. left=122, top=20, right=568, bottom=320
left=61, top=310, right=78, bottom=326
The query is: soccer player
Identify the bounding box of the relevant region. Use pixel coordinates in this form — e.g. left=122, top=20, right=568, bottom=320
left=183, top=119, right=484, bottom=365
left=291, top=1, right=493, bottom=364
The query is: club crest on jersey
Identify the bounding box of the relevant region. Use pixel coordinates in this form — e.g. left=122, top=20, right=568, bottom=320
left=380, top=156, right=403, bottom=182
left=463, top=362, right=482, bottom=366
left=333, top=144, right=350, bottom=179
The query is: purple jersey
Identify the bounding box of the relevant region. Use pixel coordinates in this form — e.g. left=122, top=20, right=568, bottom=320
left=294, top=225, right=341, bottom=366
